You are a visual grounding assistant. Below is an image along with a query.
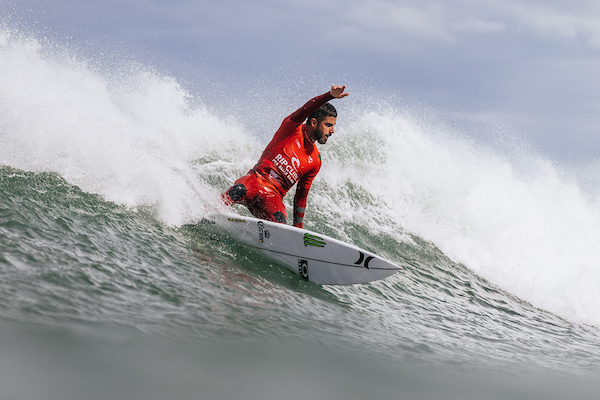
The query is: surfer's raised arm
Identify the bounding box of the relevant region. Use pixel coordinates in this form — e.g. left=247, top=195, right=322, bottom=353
left=222, top=86, right=349, bottom=228
left=289, top=85, right=348, bottom=124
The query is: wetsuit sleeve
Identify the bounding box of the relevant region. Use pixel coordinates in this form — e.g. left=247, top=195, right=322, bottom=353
left=266, top=91, right=335, bottom=152
left=289, top=92, right=335, bottom=123
left=293, top=166, right=320, bottom=228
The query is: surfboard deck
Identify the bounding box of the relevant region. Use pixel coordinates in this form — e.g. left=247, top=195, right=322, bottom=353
left=191, top=213, right=401, bottom=285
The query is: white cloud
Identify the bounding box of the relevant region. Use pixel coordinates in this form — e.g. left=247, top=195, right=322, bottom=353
left=496, top=0, right=600, bottom=49
left=334, top=0, right=600, bottom=51
left=340, top=1, right=453, bottom=42
left=451, top=19, right=506, bottom=34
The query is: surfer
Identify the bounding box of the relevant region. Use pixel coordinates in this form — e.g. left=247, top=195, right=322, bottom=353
left=222, top=85, right=349, bottom=229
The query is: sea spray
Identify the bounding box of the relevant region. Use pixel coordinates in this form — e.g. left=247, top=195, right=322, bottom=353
left=0, top=27, right=257, bottom=225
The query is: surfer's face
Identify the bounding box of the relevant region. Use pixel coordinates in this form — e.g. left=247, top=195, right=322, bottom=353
left=313, top=116, right=336, bottom=144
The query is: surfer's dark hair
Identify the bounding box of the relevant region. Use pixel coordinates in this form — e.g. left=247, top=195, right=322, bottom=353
left=307, top=103, right=337, bottom=124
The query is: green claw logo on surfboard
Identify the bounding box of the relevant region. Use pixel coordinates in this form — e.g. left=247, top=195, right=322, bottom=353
left=304, top=233, right=326, bottom=247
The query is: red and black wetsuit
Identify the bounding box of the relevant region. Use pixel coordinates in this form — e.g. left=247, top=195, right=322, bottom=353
left=222, top=91, right=334, bottom=228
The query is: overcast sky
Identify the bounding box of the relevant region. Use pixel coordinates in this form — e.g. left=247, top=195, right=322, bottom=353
left=3, top=0, right=600, bottom=164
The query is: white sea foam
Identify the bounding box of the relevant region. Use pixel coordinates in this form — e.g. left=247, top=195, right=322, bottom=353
left=0, top=28, right=257, bottom=225
left=323, top=111, right=600, bottom=327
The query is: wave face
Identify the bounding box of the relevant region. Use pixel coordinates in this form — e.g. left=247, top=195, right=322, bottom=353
left=319, top=112, right=600, bottom=328
left=2, top=27, right=600, bottom=399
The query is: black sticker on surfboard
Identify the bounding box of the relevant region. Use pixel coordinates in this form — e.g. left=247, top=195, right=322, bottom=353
left=257, top=221, right=269, bottom=242
left=298, top=259, right=309, bottom=280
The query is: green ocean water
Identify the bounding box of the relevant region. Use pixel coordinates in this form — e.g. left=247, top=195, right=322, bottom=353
left=2, top=167, right=600, bottom=400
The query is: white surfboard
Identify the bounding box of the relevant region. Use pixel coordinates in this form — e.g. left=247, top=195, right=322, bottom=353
left=197, top=213, right=401, bottom=285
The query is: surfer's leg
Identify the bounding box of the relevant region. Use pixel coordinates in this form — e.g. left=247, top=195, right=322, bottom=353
left=242, top=189, right=287, bottom=224
left=263, top=196, right=287, bottom=224
left=221, top=173, right=259, bottom=206
left=272, top=211, right=286, bottom=223
left=223, top=173, right=287, bottom=224
left=223, top=183, right=246, bottom=204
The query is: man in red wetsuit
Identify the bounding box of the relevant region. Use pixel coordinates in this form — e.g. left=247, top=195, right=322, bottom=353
left=222, top=85, right=349, bottom=229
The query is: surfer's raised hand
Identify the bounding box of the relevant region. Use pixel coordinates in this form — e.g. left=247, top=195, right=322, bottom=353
left=330, top=85, right=349, bottom=99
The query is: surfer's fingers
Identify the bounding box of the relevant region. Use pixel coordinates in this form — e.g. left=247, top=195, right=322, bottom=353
left=330, top=85, right=349, bottom=98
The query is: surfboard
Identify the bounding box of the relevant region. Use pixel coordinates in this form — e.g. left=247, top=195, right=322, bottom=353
left=193, top=213, right=401, bottom=285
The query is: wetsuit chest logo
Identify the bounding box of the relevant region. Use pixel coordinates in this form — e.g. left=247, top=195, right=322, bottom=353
left=273, top=153, right=300, bottom=183
left=291, top=154, right=301, bottom=169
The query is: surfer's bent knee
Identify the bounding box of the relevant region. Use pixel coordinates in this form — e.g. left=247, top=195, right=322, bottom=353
left=222, top=183, right=247, bottom=205
left=273, top=211, right=286, bottom=224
